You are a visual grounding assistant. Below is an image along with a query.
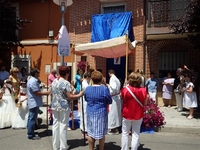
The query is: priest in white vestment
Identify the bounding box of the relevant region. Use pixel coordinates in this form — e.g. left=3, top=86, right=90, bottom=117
left=107, top=69, right=122, bottom=135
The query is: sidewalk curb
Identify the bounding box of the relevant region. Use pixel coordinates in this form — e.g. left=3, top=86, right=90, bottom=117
left=39, top=117, right=200, bottom=135
left=39, top=106, right=200, bottom=135
left=160, top=126, right=200, bottom=134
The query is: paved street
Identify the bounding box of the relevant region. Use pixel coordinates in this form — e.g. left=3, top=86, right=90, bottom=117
left=1, top=126, right=200, bottom=150
left=1, top=98, right=200, bottom=150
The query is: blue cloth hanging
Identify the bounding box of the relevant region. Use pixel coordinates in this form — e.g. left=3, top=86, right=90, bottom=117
left=91, top=12, right=134, bottom=42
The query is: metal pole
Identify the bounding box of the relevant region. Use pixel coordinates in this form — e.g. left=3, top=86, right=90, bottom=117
left=46, top=74, right=49, bottom=135
left=60, top=8, right=65, bottom=66
left=125, top=31, right=129, bottom=81
left=71, top=44, right=75, bottom=130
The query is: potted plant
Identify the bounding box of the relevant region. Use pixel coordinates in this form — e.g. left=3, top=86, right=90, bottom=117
left=141, top=98, right=166, bottom=133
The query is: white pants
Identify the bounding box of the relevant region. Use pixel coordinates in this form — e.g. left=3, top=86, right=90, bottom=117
left=108, top=97, right=122, bottom=129
left=121, top=118, right=143, bottom=150
left=148, top=92, right=156, bottom=101
left=52, top=110, right=70, bottom=150
left=174, top=91, right=183, bottom=111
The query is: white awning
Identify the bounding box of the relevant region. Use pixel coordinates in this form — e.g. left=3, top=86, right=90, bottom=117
left=75, top=35, right=136, bottom=58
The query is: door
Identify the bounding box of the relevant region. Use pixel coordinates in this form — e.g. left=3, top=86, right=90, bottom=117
left=106, top=56, right=125, bottom=87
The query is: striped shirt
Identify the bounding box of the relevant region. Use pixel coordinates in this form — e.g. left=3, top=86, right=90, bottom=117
left=84, top=85, right=112, bottom=114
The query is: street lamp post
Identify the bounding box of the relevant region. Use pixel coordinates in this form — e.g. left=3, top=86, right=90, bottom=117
left=60, top=2, right=66, bottom=66
left=53, top=0, right=73, bottom=66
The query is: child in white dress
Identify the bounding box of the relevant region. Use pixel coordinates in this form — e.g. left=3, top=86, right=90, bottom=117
left=0, top=79, right=17, bottom=129
left=12, top=79, right=28, bottom=129
left=183, top=73, right=197, bottom=119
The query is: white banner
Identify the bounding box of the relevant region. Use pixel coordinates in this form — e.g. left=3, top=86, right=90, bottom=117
left=58, top=25, right=70, bottom=56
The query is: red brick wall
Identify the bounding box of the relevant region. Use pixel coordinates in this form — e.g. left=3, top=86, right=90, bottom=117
left=145, top=39, right=200, bottom=79
left=69, top=0, right=200, bottom=103
left=69, top=0, right=100, bottom=43
left=129, top=0, right=144, bottom=72
left=69, top=0, right=145, bottom=74
left=18, top=0, right=70, bottom=40
left=146, top=39, right=200, bottom=105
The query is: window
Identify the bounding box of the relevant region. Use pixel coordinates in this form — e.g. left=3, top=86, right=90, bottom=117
left=11, top=55, right=30, bottom=74
left=81, top=56, right=87, bottom=62
left=101, top=2, right=126, bottom=14
left=149, top=0, right=190, bottom=27
left=169, top=0, right=189, bottom=22
left=158, top=51, right=187, bottom=78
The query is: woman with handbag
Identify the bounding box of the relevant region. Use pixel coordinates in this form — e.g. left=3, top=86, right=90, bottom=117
left=120, top=72, right=148, bottom=150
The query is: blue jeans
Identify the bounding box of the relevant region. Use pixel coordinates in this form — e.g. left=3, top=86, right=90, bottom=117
left=27, top=107, right=39, bottom=139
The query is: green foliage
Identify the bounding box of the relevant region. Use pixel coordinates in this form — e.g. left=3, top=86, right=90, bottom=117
left=0, top=0, right=32, bottom=48
left=169, top=0, right=200, bottom=49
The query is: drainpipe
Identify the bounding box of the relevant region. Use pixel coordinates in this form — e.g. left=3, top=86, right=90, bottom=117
left=143, top=0, right=147, bottom=76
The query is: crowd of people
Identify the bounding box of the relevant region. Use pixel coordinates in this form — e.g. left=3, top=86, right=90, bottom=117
left=172, top=66, right=198, bottom=119
left=49, top=65, right=148, bottom=150
left=0, top=66, right=29, bottom=129
left=0, top=67, right=48, bottom=133
left=144, top=66, right=198, bottom=120
left=0, top=64, right=199, bottom=150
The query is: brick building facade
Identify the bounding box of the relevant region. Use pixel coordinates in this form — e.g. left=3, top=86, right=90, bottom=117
left=69, top=0, right=145, bottom=78
left=68, top=0, right=200, bottom=105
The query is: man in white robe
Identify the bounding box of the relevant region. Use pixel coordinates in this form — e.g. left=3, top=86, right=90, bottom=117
left=107, top=69, right=122, bottom=135
left=80, top=72, right=91, bottom=136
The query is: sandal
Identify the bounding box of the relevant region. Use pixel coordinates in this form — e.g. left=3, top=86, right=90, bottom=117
left=67, top=127, right=72, bottom=131
left=187, top=116, right=193, bottom=119
left=161, top=104, right=166, bottom=107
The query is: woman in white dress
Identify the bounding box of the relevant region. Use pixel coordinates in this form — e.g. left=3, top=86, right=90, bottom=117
left=183, top=73, right=197, bottom=119
left=12, top=79, right=28, bottom=129
left=80, top=72, right=91, bottom=137
left=0, top=79, right=17, bottom=129
left=136, top=69, right=145, bottom=87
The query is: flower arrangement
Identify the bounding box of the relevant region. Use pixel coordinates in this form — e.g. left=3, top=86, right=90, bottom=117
left=141, top=98, right=166, bottom=129
left=77, top=61, right=86, bottom=72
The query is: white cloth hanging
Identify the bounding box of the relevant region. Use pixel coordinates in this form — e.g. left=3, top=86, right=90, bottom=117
left=58, top=25, right=70, bottom=56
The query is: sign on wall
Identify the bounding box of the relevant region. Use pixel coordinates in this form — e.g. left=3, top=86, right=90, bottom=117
left=45, top=64, right=51, bottom=74
left=114, top=57, right=121, bottom=65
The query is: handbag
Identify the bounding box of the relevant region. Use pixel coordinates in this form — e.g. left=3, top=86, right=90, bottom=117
left=125, top=86, right=143, bottom=107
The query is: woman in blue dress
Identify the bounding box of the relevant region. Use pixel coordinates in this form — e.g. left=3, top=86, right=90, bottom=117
left=75, top=68, right=83, bottom=94
left=84, top=70, right=112, bottom=150
left=75, top=68, right=83, bottom=114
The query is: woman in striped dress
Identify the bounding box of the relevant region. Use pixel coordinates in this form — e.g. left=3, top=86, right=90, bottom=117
left=84, top=70, right=112, bottom=150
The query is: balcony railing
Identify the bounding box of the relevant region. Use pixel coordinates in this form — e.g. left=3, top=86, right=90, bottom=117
left=147, top=0, right=189, bottom=28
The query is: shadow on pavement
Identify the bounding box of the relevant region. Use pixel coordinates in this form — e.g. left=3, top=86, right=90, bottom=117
left=35, top=124, right=52, bottom=137
left=68, top=138, right=88, bottom=149
left=101, top=142, right=121, bottom=150
left=181, top=110, right=200, bottom=119
left=38, top=129, right=52, bottom=137
left=138, top=143, right=151, bottom=150
left=172, top=106, right=200, bottom=119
